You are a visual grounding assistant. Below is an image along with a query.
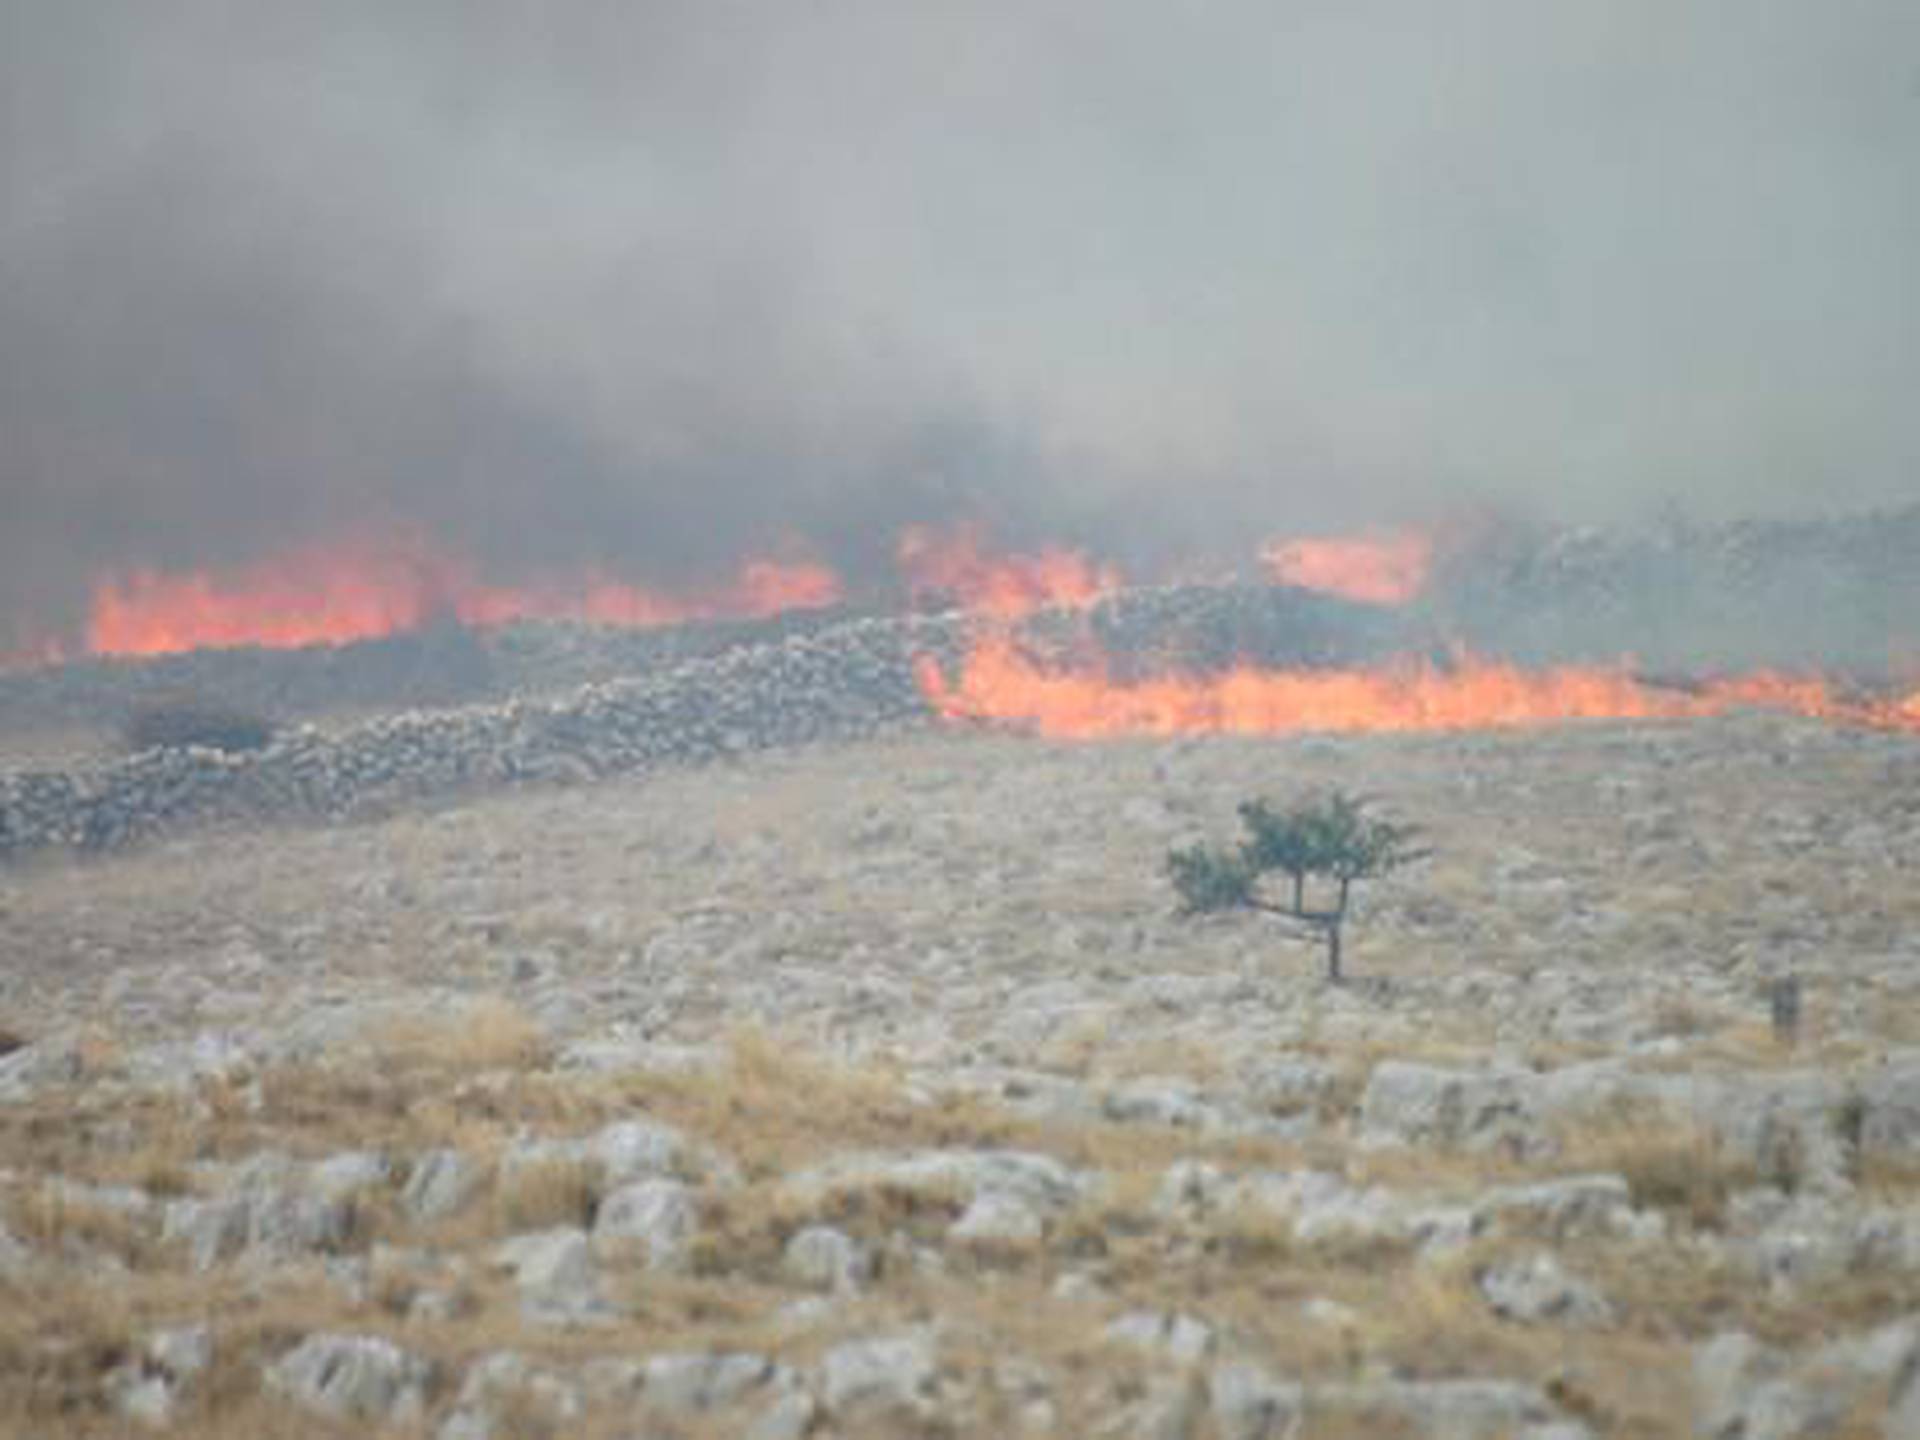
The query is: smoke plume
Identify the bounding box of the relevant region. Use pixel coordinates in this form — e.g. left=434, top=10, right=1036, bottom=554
left=4, top=2, right=1917, bottom=635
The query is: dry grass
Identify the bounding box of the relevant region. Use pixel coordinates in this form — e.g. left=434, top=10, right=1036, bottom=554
left=1558, top=1106, right=1758, bottom=1232
left=4, top=718, right=1918, bottom=1434
left=5, top=1184, right=158, bottom=1271
left=368, top=995, right=553, bottom=1075
left=494, top=1155, right=600, bottom=1232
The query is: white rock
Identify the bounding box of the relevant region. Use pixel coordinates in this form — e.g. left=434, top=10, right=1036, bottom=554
left=1210, top=1361, right=1304, bottom=1440
left=590, top=1117, right=690, bottom=1183
left=1106, top=1311, right=1215, bottom=1366
left=948, top=1190, right=1044, bottom=1246
left=1152, top=1160, right=1228, bottom=1221
left=821, top=1331, right=937, bottom=1419
left=1357, top=1062, right=1546, bottom=1157
left=594, top=1178, right=698, bottom=1269
left=310, top=1150, right=393, bottom=1203
left=492, top=1227, right=614, bottom=1325
left=643, top=1351, right=776, bottom=1413
left=403, top=1149, right=485, bottom=1222
left=783, top=1225, right=871, bottom=1293
left=108, top=1370, right=177, bottom=1428
left=265, top=1333, right=434, bottom=1425
left=783, top=1148, right=1082, bottom=1215
left=747, top=1387, right=819, bottom=1440
left=0, top=1218, right=35, bottom=1279
left=1476, top=1253, right=1613, bottom=1325
left=148, top=1324, right=213, bottom=1381
left=1860, top=1054, right=1920, bottom=1159
left=440, top=1351, right=581, bottom=1440
left=1473, top=1174, right=1647, bottom=1241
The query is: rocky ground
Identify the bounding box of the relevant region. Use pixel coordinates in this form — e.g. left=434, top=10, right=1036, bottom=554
left=2, top=709, right=1918, bottom=1436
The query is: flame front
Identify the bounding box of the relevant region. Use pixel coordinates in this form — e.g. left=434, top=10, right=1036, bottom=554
left=66, top=524, right=1100, bottom=659
left=84, top=535, right=843, bottom=658
left=896, top=523, right=1119, bottom=616
left=1261, top=531, right=1433, bottom=605
left=916, top=635, right=1920, bottom=738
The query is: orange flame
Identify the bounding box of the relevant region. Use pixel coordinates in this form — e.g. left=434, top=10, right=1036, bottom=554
left=1261, top=531, right=1433, bottom=606
left=916, top=636, right=1920, bottom=739
left=83, top=535, right=843, bottom=658
left=896, top=523, right=1120, bottom=616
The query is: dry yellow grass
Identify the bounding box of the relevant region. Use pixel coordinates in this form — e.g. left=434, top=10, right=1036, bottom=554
left=493, top=1154, right=600, bottom=1232
left=3, top=717, right=1917, bottom=1434
left=368, top=995, right=553, bottom=1075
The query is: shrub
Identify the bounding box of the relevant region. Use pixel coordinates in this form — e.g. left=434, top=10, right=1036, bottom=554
left=1168, top=788, right=1422, bottom=982
left=122, top=693, right=276, bottom=754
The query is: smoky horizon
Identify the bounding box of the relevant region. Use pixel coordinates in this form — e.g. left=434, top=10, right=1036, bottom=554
left=4, top=2, right=1918, bottom=635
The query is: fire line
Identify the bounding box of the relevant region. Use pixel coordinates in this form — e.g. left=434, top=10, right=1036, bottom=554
left=915, top=636, right=1920, bottom=738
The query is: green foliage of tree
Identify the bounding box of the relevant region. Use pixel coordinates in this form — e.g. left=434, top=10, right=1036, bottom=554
left=1167, top=789, right=1422, bottom=982
left=1166, top=842, right=1254, bottom=914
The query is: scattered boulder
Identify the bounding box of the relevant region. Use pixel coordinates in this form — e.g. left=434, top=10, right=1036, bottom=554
left=439, top=1351, right=581, bottom=1440
left=593, top=1178, right=699, bottom=1269
left=1858, top=1053, right=1920, bottom=1161
left=161, top=1153, right=359, bottom=1271
left=643, top=1351, right=782, bottom=1416
left=1209, top=1361, right=1304, bottom=1440
left=783, top=1224, right=872, bottom=1294
left=1476, top=1252, right=1613, bottom=1326
left=105, top=1324, right=214, bottom=1429
left=1105, top=1311, right=1216, bottom=1367
left=820, top=1331, right=938, bottom=1423
left=0, top=1218, right=34, bottom=1280
left=1356, top=1062, right=1547, bottom=1157
left=948, top=1190, right=1045, bottom=1247
left=1472, top=1174, right=1658, bottom=1243
left=783, top=1148, right=1083, bottom=1215
left=403, top=1148, right=485, bottom=1223
left=264, top=1333, right=434, bottom=1426
left=492, top=1228, right=615, bottom=1326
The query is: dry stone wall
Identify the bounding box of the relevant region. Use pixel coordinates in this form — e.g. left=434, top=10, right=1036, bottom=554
left=0, top=615, right=944, bottom=861
left=0, top=585, right=1401, bottom=862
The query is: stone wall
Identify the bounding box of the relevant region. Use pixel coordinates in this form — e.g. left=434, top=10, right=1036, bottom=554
left=0, top=615, right=944, bottom=861
left=0, top=584, right=1403, bottom=862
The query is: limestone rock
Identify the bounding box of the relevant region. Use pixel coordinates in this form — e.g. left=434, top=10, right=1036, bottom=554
left=820, top=1331, right=938, bottom=1421
left=264, top=1333, right=434, bottom=1426
left=1476, top=1252, right=1613, bottom=1325
left=593, top=1178, right=698, bottom=1269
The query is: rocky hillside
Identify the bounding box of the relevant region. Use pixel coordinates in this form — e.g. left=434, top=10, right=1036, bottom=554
left=1, top=710, right=1916, bottom=1435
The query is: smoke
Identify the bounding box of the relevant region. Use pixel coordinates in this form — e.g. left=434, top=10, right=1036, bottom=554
left=5, top=1, right=1918, bottom=633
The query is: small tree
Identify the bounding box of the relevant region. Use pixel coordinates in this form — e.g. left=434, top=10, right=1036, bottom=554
left=1168, top=789, right=1422, bottom=982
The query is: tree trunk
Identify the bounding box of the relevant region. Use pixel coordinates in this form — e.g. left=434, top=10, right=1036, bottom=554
left=1325, top=920, right=1343, bottom=984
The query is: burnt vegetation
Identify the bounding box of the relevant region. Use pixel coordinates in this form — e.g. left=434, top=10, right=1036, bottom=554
left=1168, top=789, right=1424, bottom=982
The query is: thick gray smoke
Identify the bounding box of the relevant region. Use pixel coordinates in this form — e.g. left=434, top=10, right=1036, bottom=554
left=4, top=2, right=1917, bottom=636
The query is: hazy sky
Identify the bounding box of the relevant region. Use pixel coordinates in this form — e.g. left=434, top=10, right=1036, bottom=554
left=4, top=2, right=1917, bottom=623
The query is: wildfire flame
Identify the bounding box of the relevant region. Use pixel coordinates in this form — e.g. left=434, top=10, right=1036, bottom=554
left=916, top=635, right=1920, bottom=738
left=39, top=523, right=1118, bottom=661
left=896, top=523, right=1120, bottom=616
left=1261, top=530, right=1433, bottom=606
left=82, top=535, right=843, bottom=658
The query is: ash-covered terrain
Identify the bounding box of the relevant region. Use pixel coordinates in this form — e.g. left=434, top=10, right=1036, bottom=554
left=2, top=514, right=1919, bottom=1437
